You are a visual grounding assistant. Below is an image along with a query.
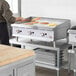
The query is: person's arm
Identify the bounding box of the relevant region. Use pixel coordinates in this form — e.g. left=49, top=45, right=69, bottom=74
left=2, top=1, right=27, bottom=23
left=2, top=1, right=16, bottom=24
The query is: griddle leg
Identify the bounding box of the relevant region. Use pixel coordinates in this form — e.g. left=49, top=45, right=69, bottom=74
left=74, top=49, right=76, bottom=76
left=74, top=70, right=75, bottom=76
left=53, top=41, right=56, bottom=48
left=57, top=49, right=60, bottom=76
left=71, top=45, right=76, bottom=76
left=57, top=70, right=60, bottom=76
left=16, top=37, right=18, bottom=42
left=68, top=51, right=71, bottom=75
left=21, top=45, right=25, bottom=49
left=10, top=43, right=13, bottom=46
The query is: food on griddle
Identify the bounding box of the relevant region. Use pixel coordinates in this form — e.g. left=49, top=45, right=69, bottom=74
left=40, top=22, right=49, bottom=24
left=48, top=23, right=57, bottom=26
left=24, top=21, right=39, bottom=25
left=21, top=19, right=31, bottom=22
left=24, top=22, right=33, bottom=25
left=31, top=21, right=39, bottom=24
left=31, top=17, right=41, bottom=21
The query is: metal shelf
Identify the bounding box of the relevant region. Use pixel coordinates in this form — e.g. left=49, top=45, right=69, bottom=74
left=9, top=37, right=69, bottom=76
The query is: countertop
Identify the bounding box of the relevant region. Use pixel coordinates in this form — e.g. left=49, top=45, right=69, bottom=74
left=0, top=45, right=35, bottom=66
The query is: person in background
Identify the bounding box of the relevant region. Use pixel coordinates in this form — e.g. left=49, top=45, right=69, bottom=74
left=0, top=0, right=25, bottom=45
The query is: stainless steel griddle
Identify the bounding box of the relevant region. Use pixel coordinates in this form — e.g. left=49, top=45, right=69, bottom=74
left=11, top=17, right=71, bottom=41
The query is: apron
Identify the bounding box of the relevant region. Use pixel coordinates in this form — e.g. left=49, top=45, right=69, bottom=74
left=0, top=22, right=9, bottom=45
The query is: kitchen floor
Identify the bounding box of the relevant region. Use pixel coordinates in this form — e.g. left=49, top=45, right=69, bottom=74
left=36, top=66, right=73, bottom=76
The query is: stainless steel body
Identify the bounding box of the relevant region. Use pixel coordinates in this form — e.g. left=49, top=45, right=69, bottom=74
left=68, top=26, right=76, bottom=76
left=68, top=29, right=76, bottom=45
left=11, top=17, right=71, bottom=42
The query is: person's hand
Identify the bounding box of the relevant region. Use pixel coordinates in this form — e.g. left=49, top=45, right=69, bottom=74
left=16, top=17, right=24, bottom=22
left=15, top=17, right=31, bottom=22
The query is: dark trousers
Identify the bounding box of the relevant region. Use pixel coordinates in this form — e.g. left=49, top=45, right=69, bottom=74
left=0, top=22, right=9, bottom=45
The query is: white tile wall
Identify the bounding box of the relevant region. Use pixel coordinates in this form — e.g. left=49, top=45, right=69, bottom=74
left=21, top=0, right=76, bottom=25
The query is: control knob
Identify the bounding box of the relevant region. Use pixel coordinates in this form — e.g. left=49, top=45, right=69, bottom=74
left=41, top=33, right=47, bottom=36
left=16, top=30, right=22, bottom=33
left=29, top=31, right=34, bottom=35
